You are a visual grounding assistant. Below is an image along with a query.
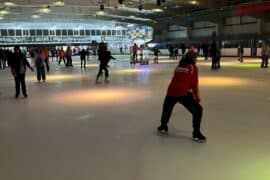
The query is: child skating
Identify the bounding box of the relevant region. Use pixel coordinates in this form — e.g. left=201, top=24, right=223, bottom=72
left=157, top=51, right=206, bottom=142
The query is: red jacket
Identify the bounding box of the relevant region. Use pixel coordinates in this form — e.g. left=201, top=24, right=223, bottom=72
left=167, top=64, right=200, bottom=102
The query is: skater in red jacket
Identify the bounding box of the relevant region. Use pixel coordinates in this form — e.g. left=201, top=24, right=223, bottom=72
left=157, top=51, right=206, bottom=142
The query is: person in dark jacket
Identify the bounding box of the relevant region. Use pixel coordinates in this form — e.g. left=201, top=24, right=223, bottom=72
left=209, top=41, right=219, bottom=70
left=80, top=49, right=87, bottom=69
left=157, top=51, right=206, bottom=142
left=238, top=45, right=244, bottom=63
left=10, top=46, right=34, bottom=98
left=96, top=43, right=115, bottom=83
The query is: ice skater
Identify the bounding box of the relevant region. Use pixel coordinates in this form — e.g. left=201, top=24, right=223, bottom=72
left=157, top=51, right=206, bottom=142
left=96, top=43, right=115, bottom=84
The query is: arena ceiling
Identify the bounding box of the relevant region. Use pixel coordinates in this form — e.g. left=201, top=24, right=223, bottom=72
left=0, top=0, right=268, bottom=26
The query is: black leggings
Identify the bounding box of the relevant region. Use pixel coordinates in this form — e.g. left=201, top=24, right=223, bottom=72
left=96, top=64, right=109, bottom=81
left=15, top=74, right=27, bottom=96
left=160, top=94, right=203, bottom=132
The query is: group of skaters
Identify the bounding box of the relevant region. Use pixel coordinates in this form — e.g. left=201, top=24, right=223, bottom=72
left=2, top=43, right=114, bottom=98
left=130, top=43, right=160, bottom=66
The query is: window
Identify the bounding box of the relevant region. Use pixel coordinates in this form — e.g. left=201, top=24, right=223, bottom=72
left=56, top=29, right=61, bottom=36
left=107, top=30, right=111, bottom=35
left=112, top=30, right=116, bottom=35
left=80, top=29, right=85, bottom=36
left=96, top=30, right=101, bottom=35
left=74, top=29, right=79, bottom=36
left=30, top=29, right=36, bottom=36
left=67, top=29, right=73, bottom=36
left=49, top=30, right=56, bottom=36
left=122, top=30, right=126, bottom=35
left=43, top=29, right=49, bottom=36
left=23, top=29, right=29, bottom=36
left=62, top=29, right=67, bottom=36
left=117, top=30, right=121, bottom=35
left=8, top=29, right=15, bottom=36
left=36, top=29, right=42, bottom=36
left=102, top=30, right=106, bottom=36
left=91, top=30, right=95, bottom=35
left=85, top=29, right=90, bottom=35
left=16, top=29, right=22, bottom=36
left=1, top=29, right=8, bottom=36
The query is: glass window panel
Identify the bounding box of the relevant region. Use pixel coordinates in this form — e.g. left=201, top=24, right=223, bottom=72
left=96, top=30, right=101, bottom=35
left=68, top=29, right=73, bottom=36
left=80, top=30, right=85, bottom=36
left=62, top=29, right=67, bottom=36
left=8, top=29, right=15, bottom=36
left=112, top=30, right=116, bottom=35
left=30, top=29, right=35, bottom=36
left=16, top=29, right=22, bottom=36
left=43, top=29, right=49, bottom=36
left=91, top=30, right=95, bottom=35
left=1, top=29, right=8, bottom=36
left=36, top=29, right=42, bottom=36
left=56, top=29, right=61, bottom=35
left=86, top=30, right=90, bottom=35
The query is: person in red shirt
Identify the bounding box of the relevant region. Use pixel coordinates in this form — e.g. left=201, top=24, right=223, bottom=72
left=157, top=51, right=206, bottom=142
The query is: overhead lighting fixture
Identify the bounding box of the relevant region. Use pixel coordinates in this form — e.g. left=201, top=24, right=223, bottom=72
left=96, top=11, right=106, bottom=16
left=152, top=8, right=163, bottom=12
left=4, top=1, right=16, bottom=6
left=0, top=9, right=10, bottom=15
left=129, top=15, right=135, bottom=18
left=32, top=14, right=40, bottom=19
left=190, top=1, right=199, bottom=5
left=38, top=6, right=51, bottom=13
left=127, top=24, right=134, bottom=27
left=0, top=16, right=4, bottom=20
left=53, top=1, right=64, bottom=6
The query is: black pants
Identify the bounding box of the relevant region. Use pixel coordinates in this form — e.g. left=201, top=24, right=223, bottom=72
left=45, top=57, right=50, bottom=72
left=154, top=55, right=159, bottom=64
left=81, top=58, right=86, bottom=68
left=15, top=74, right=27, bottom=97
left=66, top=56, right=72, bottom=66
left=96, top=64, right=109, bottom=81
left=58, top=57, right=66, bottom=65
left=160, top=94, right=203, bottom=132
left=37, top=66, right=46, bottom=81
left=211, top=56, right=218, bottom=70
left=261, top=55, right=269, bottom=68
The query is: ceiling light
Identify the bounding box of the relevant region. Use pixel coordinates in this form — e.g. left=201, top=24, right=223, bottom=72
left=152, top=8, right=163, bottom=12
left=38, top=7, right=51, bottom=13
left=96, top=11, right=106, bottom=16
left=127, top=24, right=134, bottom=27
left=0, top=16, right=4, bottom=20
left=4, top=1, right=16, bottom=6
left=53, top=1, right=64, bottom=6
left=32, top=14, right=40, bottom=19
left=129, top=15, right=135, bottom=18
left=190, top=1, right=199, bottom=5
left=0, top=9, right=9, bottom=15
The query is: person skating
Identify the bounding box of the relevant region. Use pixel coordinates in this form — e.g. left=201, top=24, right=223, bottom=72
left=10, top=46, right=34, bottom=98
left=80, top=49, right=87, bottom=69
left=96, top=43, right=115, bottom=84
left=34, top=48, right=46, bottom=82
left=261, top=41, right=270, bottom=68
left=157, top=51, right=206, bottom=142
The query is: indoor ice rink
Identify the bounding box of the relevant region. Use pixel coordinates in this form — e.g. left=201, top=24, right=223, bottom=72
left=1, top=56, right=270, bottom=180
left=1, top=0, right=270, bottom=180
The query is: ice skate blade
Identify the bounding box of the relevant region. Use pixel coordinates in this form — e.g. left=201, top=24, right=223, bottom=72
left=192, top=138, right=206, bottom=143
